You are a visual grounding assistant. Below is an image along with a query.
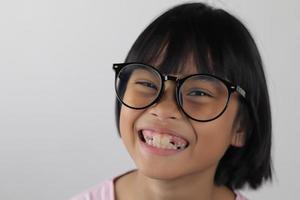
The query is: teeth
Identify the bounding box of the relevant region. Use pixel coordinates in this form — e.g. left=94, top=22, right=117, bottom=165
left=143, top=132, right=187, bottom=150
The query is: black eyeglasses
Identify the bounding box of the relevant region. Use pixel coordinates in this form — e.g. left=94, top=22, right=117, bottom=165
left=113, top=62, right=246, bottom=122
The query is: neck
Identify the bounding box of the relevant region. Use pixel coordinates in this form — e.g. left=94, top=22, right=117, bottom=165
left=133, top=166, right=226, bottom=200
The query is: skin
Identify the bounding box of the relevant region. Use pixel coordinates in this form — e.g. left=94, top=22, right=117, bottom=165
left=115, top=64, right=245, bottom=200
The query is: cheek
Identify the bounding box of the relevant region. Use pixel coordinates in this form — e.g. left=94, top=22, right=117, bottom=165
left=191, top=105, right=238, bottom=164
left=198, top=121, right=233, bottom=149
left=193, top=124, right=232, bottom=165
left=120, top=107, right=133, bottom=137
left=119, top=106, right=142, bottom=146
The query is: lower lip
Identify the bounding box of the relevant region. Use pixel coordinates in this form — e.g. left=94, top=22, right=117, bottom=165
left=138, top=138, right=185, bottom=156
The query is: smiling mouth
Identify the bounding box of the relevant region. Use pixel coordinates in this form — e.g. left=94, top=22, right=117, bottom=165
left=138, top=129, right=189, bottom=150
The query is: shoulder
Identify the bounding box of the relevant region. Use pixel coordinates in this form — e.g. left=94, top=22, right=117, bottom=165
left=235, top=191, right=248, bottom=200
left=70, top=180, right=114, bottom=200
left=69, top=169, right=137, bottom=200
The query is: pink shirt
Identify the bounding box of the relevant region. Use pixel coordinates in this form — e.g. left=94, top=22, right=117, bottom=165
left=71, top=173, right=248, bottom=200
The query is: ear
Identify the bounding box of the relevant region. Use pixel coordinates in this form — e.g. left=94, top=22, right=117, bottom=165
left=230, top=125, right=245, bottom=147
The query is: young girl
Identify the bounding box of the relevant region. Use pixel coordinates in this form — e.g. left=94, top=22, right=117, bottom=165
left=71, top=2, right=272, bottom=200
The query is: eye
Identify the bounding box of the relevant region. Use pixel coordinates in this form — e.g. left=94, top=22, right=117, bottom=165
left=187, top=89, right=212, bottom=97
left=135, top=80, right=158, bottom=90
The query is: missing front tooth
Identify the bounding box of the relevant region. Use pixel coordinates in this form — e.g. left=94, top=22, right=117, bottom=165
left=138, top=131, right=146, bottom=143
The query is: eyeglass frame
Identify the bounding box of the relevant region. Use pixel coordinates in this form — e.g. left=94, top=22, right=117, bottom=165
left=113, top=62, right=246, bottom=122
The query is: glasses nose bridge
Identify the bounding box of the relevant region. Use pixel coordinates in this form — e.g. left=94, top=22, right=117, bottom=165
left=161, top=74, right=180, bottom=93
left=162, top=74, right=179, bottom=84
left=159, top=74, right=180, bottom=103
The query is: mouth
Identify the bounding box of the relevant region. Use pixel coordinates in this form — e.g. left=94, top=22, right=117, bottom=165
left=138, top=129, right=189, bottom=150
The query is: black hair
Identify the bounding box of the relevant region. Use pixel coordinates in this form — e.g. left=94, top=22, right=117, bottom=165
left=115, top=2, right=272, bottom=190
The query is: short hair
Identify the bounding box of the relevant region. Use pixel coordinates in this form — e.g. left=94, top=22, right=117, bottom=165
left=114, top=2, right=272, bottom=190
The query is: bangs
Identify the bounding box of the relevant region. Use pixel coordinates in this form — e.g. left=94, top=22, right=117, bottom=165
left=124, top=4, right=244, bottom=83
left=124, top=5, right=215, bottom=77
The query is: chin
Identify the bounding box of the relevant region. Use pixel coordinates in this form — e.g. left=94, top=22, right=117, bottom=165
left=137, top=164, right=191, bottom=181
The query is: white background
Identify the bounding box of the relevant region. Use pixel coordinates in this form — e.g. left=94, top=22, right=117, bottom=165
left=0, top=0, right=299, bottom=199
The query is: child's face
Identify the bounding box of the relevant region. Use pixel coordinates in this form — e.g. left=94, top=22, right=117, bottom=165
left=119, top=63, right=244, bottom=180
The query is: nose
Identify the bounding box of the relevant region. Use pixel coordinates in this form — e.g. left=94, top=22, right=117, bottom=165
left=148, top=81, right=182, bottom=120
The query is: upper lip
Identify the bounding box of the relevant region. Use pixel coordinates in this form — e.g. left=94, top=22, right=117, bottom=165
left=136, top=124, right=190, bottom=143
